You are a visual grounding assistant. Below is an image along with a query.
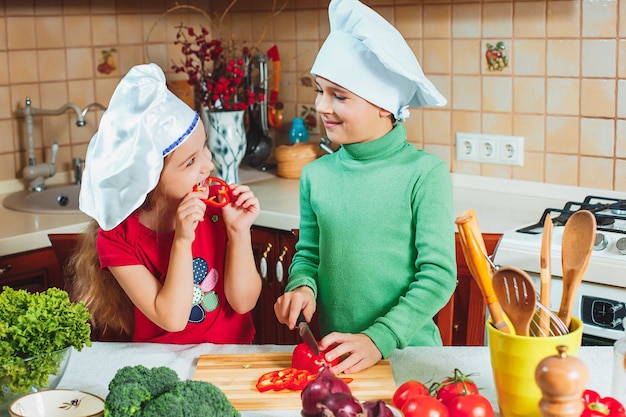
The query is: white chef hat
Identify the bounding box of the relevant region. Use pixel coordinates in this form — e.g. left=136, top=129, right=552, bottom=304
left=310, top=0, right=446, bottom=121
left=79, top=63, right=200, bottom=231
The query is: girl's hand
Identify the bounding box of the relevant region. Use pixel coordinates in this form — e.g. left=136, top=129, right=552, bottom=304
left=175, top=192, right=208, bottom=242
left=222, top=184, right=260, bottom=233
left=274, top=286, right=316, bottom=330
left=319, top=332, right=382, bottom=374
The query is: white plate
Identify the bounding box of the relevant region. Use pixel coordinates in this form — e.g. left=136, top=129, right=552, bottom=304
left=9, top=389, right=104, bottom=417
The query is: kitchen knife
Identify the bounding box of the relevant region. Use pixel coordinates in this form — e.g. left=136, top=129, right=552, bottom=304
left=296, top=311, right=320, bottom=356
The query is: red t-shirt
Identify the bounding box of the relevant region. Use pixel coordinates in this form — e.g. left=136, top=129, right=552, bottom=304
left=97, top=208, right=255, bottom=344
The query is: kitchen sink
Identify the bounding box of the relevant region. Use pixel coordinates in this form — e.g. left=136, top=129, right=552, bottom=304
left=3, top=184, right=81, bottom=214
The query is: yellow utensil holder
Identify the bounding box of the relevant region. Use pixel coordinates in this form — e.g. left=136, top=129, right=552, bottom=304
left=487, top=316, right=583, bottom=417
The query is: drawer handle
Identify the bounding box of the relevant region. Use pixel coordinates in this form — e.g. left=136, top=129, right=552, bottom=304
left=0, top=264, right=12, bottom=276
left=276, top=246, right=289, bottom=283
left=260, top=243, right=272, bottom=286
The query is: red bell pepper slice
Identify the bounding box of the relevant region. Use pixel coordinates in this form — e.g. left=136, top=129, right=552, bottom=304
left=192, top=176, right=232, bottom=208
left=287, top=369, right=313, bottom=390
left=581, top=389, right=626, bottom=417
left=256, top=368, right=299, bottom=392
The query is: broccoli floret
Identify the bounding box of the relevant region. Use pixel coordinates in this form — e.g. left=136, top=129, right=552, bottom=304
left=104, top=365, right=239, bottom=417
left=141, top=380, right=240, bottom=417
left=103, top=382, right=150, bottom=417
left=104, top=365, right=180, bottom=417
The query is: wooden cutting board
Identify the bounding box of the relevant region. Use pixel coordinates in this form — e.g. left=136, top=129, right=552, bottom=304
left=193, top=352, right=396, bottom=410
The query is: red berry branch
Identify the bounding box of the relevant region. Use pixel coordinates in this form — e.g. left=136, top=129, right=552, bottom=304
left=171, top=24, right=262, bottom=111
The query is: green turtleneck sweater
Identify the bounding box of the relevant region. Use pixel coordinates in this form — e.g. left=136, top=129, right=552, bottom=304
left=286, top=123, right=457, bottom=358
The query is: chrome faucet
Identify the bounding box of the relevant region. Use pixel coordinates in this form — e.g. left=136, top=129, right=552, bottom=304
left=17, top=97, right=102, bottom=191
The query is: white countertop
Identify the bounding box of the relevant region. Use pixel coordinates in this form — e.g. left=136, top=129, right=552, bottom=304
left=2, top=167, right=626, bottom=257
left=53, top=342, right=613, bottom=417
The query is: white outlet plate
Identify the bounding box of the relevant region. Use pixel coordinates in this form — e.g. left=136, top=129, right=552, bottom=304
left=455, top=133, right=524, bottom=166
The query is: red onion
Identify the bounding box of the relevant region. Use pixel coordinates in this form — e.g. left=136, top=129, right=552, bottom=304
left=361, top=400, right=394, bottom=417
left=301, top=366, right=353, bottom=416
left=319, top=392, right=365, bottom=417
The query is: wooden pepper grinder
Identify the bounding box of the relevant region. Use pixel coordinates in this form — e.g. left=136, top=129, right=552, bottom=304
left=535, top=345, right=588, bottom=417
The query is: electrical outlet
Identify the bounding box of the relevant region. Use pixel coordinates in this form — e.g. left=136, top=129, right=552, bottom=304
left=455, top=133, right=479, bottom=162
left=479, top=137, right=498, bottom=162
left=455, top=132, right=524, bottom=166
left=498, top=135, right=524, bottom=166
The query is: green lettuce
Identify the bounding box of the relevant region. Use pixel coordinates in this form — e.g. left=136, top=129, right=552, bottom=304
left=0, top=286, right=92, bottom=400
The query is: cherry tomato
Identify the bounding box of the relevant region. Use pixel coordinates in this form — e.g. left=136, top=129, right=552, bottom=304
left=447, top=394, right=494, bottom=417
left=401, top=395, right=449, bottom=417
left=392, top=380, right=430, bottom=410
left=291, top=342, right=339, bottom=374
left=433, top=369, right=479, bottom=406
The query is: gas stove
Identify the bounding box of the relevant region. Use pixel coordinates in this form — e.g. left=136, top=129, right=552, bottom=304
left=494, top=195, right=626, bottom=344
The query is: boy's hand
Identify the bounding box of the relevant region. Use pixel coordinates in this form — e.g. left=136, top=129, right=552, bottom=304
left=319, top=332, right=382, bottom=374
left=274, top=286, right=316, bottom=330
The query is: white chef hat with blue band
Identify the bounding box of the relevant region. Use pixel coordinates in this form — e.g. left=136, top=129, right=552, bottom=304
left=80, top=63, right=200, bottom=231
left=310, top=0, right=447, bottom=121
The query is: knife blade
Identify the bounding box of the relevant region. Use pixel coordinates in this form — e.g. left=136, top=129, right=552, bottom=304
left=296, top=311, right=320, bottom=356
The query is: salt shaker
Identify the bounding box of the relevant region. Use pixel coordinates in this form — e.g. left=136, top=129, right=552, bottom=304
left=535, top=345, right=589, bottom=417
left=613, top=331, right=626, bottom=405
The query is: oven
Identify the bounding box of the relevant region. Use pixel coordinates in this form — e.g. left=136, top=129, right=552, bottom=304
left=493, top=195, right=626, bottom=346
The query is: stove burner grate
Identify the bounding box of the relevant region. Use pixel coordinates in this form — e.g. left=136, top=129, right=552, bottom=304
left=517, top=195, right=626, bottom=235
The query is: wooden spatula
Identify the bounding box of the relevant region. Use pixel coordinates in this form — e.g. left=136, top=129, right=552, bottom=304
left=538, top=215, right=553, bottom=336
left=493, top=266, right=537, bottom=336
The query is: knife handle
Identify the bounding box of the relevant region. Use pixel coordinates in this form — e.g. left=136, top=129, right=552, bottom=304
left=296, top=311, right=306, bottom=326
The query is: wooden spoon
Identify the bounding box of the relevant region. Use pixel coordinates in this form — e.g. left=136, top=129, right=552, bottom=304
left=558, top=210, right=596, bottom=328
left=492, top=266, right=537, bottom=336
left=538, top=215, right=553, bottom=336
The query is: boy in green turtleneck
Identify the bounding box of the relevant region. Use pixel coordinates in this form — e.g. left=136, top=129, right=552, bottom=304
left=274, top=0, right=457, bottom=374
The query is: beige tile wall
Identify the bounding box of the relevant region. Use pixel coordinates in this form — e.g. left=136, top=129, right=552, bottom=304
left=0, top=0, right=625, bottom=192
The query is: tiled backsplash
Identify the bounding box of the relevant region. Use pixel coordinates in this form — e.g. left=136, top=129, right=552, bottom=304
left=1, top=0, right=625, bottom=191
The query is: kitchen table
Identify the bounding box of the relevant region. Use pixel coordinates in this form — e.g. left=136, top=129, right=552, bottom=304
left=55, top=342, right=613, bottom=416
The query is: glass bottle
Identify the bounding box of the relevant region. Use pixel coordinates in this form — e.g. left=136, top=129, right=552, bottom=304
left=289, top=117, right=309, bottom=144
left=613, top=330, right=626, bottom=405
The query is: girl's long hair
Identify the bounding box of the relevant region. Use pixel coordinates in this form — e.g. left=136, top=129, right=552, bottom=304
left=67, top=184, right=166, bottom=341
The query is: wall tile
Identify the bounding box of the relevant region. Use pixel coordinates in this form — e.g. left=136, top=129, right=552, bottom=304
left=547, top=0, right=580, bottom=38
left=7, top=17, right=36, bottom=49
left=513, top=1, right=546, bottom=39
left=618, top=80, right=626, bottom=119
left=513, top=114, right=545, bottom=152
left=580, top=117, right=615, bottom=157
left=547, top=39, right=579, bottom=77
left=545, top=153, right=578, bottom=186
left=0, top=19, right=6, bottom=51
left=546, top=78, right=579, bottom=116
left=38, top=49, right=67, bottom=82
left=8, top=50, right=38, bottom=84
left=579, top=156, right=614, bottom=189
left=452, top=39, right=480, bottom=75
left=118, top=14, right=144, bottom=45
left=581, top=39, right=616, bottom=78
left=482, top=112, right=512, bottom=135
left=35, top=16, right=65, bottom=49
left=423, top=4, right=450, bottom=38
left=452, top=3, right=480, bottom=39
left=513, top=150, right=543, bottom=182
left=0, top=52, right=8, bottom=85
left=483, top=76, right=512, bottom=113
left=513, top=39, right=545, bottom=76
left=615, top=159, right=626, bottom=191
left=66, top=47, right=93, bottom=79
left=581, top=0, right=617, bottom=38
left=396, top=5, right=422, bottom=39
left=482, top=3, right=513, bottom=39
left=580, top=79, right=615, bottom=118
left=546, top=115, right=579, bottom=153
left=423, top=39, right=450, bottom=74
left=423, top=110, right=451, bottom=145
left=64, top=16, right=93, bottom=47
left=0, top=120, right=15, bottom=153
left=514, top=77, right=544, bottom=114
left=91, top=15, right=117, bottom=46
left=617, top=120, right=626, bottom=158
left=295, top=9, right=319, bottom=40
left=619, top=40, right=626, bottom=79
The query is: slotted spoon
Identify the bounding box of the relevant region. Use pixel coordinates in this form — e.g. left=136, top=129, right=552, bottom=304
left=493, top=266, right=537, bottom=336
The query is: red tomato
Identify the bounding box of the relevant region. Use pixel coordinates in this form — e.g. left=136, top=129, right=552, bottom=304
left=436, top=378, right=479, bottom=406
left=392, top=380, right=430, bottom=410
left=291, top=342, right=339, bottom=374
left=447, top=394, right=494, bottom=417
left=401, top=395, right=449, bottom=417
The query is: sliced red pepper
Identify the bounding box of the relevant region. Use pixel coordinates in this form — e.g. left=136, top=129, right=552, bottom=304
left=192, top=176, right=233, bottom=208
left=255, top=368, right=299, bottom=392
left=581, top=389, right=626, bottom=417
left=287, top=369, right=312, bottom=390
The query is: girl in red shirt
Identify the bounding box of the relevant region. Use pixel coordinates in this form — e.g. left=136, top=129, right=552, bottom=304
left=68, top=63, right=261, bottom=343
